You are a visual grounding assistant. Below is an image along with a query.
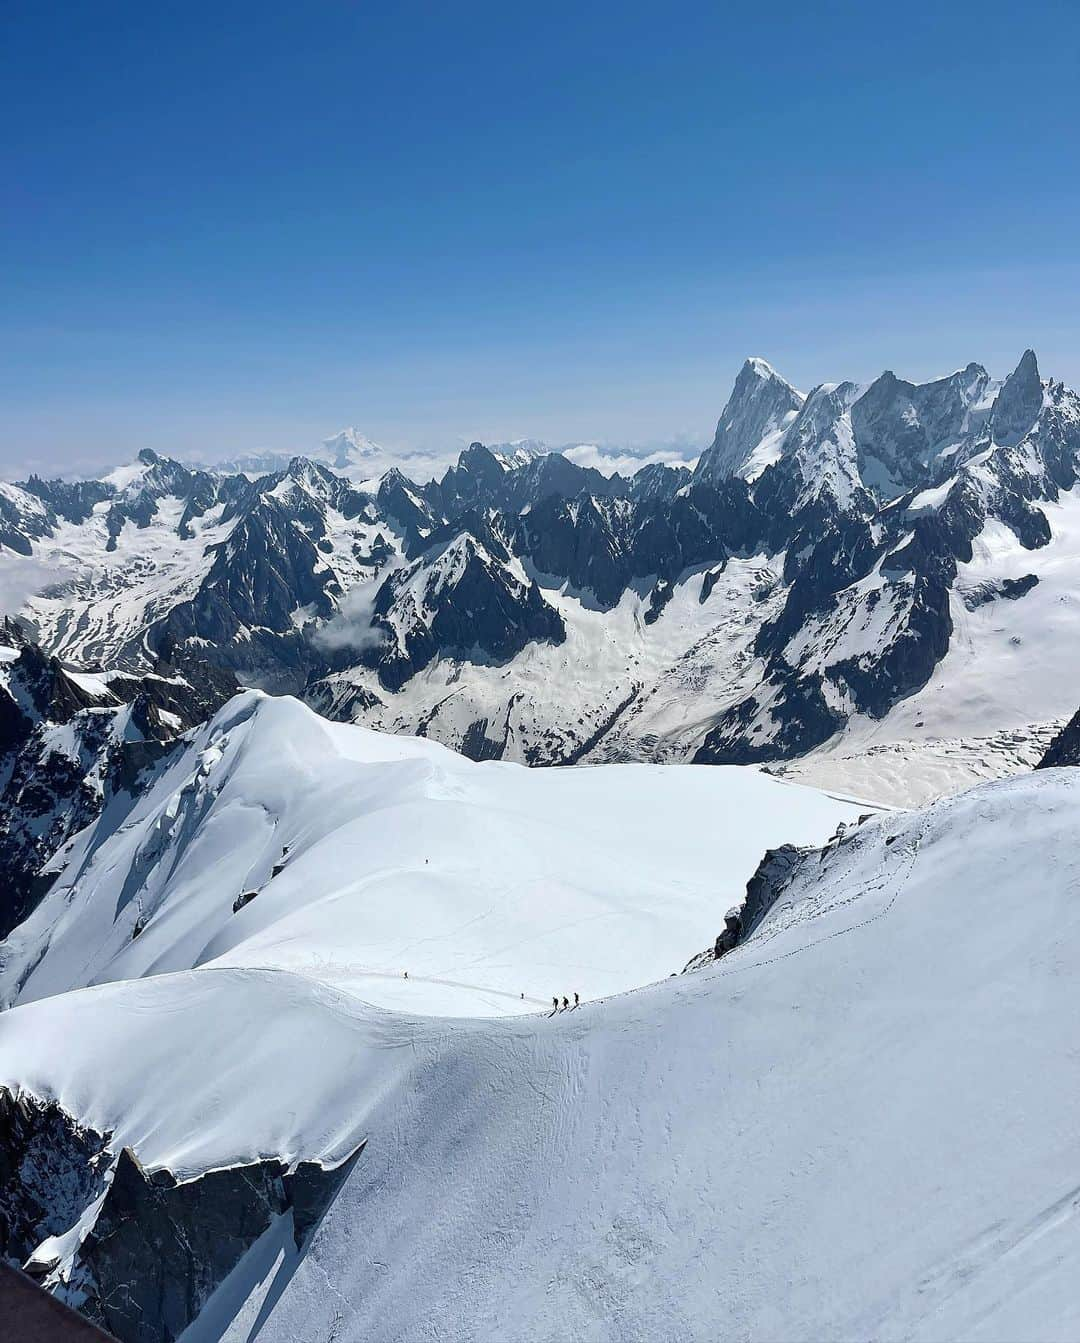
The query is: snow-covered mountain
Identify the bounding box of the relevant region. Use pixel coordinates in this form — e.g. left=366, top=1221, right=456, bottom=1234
left=2, top=693, right=1078, bottom=1341
left=693, top=355, right=804, bottom=482
left=0, top=690, right=861, bottom=1014
left=0, top=616, right=235, bottom=939
left=2, top=351, right=1079, bottom=805
left=211, top=427, right=386, bottom=480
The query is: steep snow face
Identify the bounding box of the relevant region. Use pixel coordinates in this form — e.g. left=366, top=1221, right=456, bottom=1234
left=777, top=379, right=870, bottom=514
left=0, top=691, right=863, bottom=1016
left=368, top=530, right=566, bottom=690
left=694, top=357, right=804, bottom=483
left=2, top=768, right=1078, bottom=1342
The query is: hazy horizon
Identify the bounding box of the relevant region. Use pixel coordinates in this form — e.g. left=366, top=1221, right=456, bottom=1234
left=4, top=2, right=1079, bottom=477
left=1, top=343, right=1067, bottom=485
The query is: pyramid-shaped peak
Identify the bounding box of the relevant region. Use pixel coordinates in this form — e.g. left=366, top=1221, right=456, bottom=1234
left=694, top=359, right=805, bottom=485
left=739, top=356, right=793, bottom=386
left=991, top=350, right=1044, bottom=446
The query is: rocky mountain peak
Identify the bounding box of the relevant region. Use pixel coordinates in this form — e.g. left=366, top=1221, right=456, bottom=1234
left=321, top=427, right=382, bottom=468
left=850, top=362, right=994, bottom=499
left=694, top=357, right=805, bottom=485
left=991, top=349, right=1043, bottom=446
left=457, top=442, right=507, bottom=477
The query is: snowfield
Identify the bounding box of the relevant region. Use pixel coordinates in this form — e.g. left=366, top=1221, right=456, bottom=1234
left=0, top=691, right=863, bottom=1016
left=2, top=763, right=1078, bottom=1341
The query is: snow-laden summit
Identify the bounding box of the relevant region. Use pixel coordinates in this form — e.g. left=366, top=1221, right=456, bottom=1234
left=211, top=427, right=386, bottom=480
left=694, top=356, right=805, bottom=483
left=0, top=690, right=861, bottom=1015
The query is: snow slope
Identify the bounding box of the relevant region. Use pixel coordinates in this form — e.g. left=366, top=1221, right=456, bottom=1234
left=0, top=691, right=862, bottom=1016
left=2, top=767, right=1077, bottom=1341
left=185, top=767, right=1080, bottom=1343
left=764, top=484, right=1080, bottom=805
left=766, top=718, right=1065, bottom=809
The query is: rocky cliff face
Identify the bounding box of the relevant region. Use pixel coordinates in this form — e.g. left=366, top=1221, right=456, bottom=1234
left=369, top=529, right=566, bottom=690
left=1037, top=709, right=1080, bottom=768
left=0, top=624, right=236, bottom=938
left=0, top=1088, right=364, bottom=1343
left=693, top=357, right=804, bottom=483
left=2, top=350, right=1078, bottom=768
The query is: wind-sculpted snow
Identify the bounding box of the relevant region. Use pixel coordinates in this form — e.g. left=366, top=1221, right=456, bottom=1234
left=2, top=767, right=1078, bottom=1340
left=0, top=691, right=861, bottom=1014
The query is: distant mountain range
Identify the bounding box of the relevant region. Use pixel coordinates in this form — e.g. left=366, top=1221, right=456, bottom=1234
left=1, top=349, right=1078, bottom=794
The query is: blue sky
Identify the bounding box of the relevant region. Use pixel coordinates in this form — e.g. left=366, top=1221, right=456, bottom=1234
left=3, top=1, right=1079, bottom=475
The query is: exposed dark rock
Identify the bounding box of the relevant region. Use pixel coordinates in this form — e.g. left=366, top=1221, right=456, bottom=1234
left=458, top=717, right=508, bottom=762
left=713, top=907, right=743, bottom=958
left=370, top=534, right=565, bottom=691
left=681, top=842, right=808, bottom=975
left=961, top=573, right=1039, bottom=610
left=741, top=844, right=809, bottom=936
left=19, top=476, right=114, bottom=525
left=1037, top=709, right=1080, bottom=769
left=694, top=357, right=803, bottom=484
left=3, top=350, right=1079, bottom=767
left=0, top=1261, right=116, bottom=1340
left=990, top=349, right=1043, bottom=447
left=643, top=578, right=673, bottom=625
left=0, top=1089, right=365, bottom=1343
left=81, top=1144, right=365, bottom=1343
left=628, top=461, right=692, bottom=502
left=699, top=565, right=726, bottom=603
left=850, top=364, right=991, bottom=499
left=0, top=1089, right=111, bottom=1274
left=694, top=672, right=846, bottom=765
left=0, top=636, right=236, bottom=940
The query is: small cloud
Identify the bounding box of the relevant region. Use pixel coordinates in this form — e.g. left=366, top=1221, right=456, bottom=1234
left=0, top=555, right=75, bottom=615
left=312, top=564, right=402, bottom=655
left=563, top=443, right=700, bottom=477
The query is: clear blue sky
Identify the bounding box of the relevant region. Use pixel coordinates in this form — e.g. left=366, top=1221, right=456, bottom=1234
left=3, top=1, right=1079, bottom=475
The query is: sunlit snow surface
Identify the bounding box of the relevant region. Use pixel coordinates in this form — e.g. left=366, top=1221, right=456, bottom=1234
left=0, top=691, right=862, bottom=1017
left=772, top=487, right=1080, bottom=804
left=3, top=756, right=1078, bottom=1342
